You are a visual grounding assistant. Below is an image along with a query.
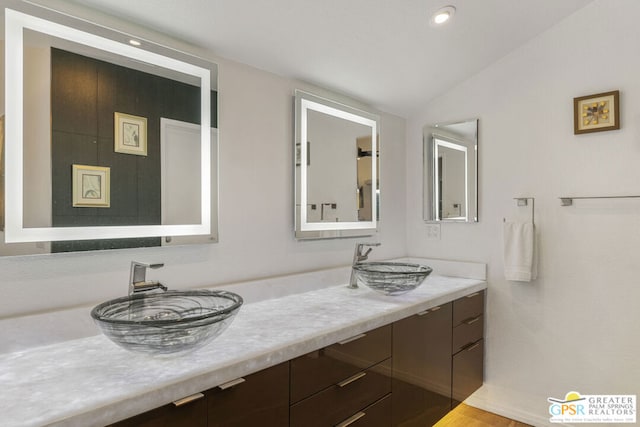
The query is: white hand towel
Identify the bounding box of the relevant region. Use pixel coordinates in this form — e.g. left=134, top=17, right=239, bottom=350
left=503, top=221, right=537, bottom=282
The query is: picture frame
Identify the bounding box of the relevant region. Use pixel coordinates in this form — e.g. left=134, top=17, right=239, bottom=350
left=573, top=90, right=619, bottom=134
left=114, top=112, right=148, bottom=155
left=72, top=164, right=110, bottom=208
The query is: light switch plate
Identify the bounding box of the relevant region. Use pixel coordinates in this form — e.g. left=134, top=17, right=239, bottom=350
left=426, top=223, right=441, bottom=240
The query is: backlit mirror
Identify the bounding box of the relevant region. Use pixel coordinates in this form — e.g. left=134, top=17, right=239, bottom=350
left=423, top=119, right=478, bottom=222
left=0, top=4, right=218, bottom=256
left=294, top=90, right=379, bottom=239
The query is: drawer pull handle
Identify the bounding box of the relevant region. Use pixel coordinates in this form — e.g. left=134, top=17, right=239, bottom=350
left=464, top=315, right=482, bottom=325
left=418, top=305, right=441, bottom=316
left=338, top=333, right=366, bottom=345
left=172, top=392, right=204, bottom=407
left=218, top=377, right=246, bottom=390
left=337, top=372, right=367, bottom=388
left=335, top=411, right=366, bottom=427
left=466, top=292, right=480, bottom=299
left=464, top=342, right=481, bottom=352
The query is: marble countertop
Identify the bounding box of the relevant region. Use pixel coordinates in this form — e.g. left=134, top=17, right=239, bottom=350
left=0, top=275, right=486, bottom=427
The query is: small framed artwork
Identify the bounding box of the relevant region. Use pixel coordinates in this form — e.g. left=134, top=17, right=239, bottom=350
left=573, top=90, right=619, bottom=134
left=114, top=112, right=147, bottom=155
left=72, top=164, right=110, bottom=208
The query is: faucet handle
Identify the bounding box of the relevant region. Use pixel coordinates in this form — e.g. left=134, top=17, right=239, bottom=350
left=129, top=261, right=165, bottom=295
left=356, top=242, right=381, bottom=253
left=349, top=242, right=381, bottom=288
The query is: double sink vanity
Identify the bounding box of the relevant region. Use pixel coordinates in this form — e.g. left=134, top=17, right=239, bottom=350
left=0, top=4, right=487, bottom=427
left=0, top=259, right=486, bottom=427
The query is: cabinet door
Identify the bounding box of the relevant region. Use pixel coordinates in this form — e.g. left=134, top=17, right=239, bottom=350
left=290, top=324, right=392, bottom=403
left=452, top=339, right=484, bottom=407
left=207, top=362, right=289, bottom=427
left=107, top=393, right=207, bottom=427
left=392, top=303, right=452, bottom=427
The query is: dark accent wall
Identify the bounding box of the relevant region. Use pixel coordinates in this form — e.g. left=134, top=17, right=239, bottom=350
left=50, top=48, right=217, bottom=253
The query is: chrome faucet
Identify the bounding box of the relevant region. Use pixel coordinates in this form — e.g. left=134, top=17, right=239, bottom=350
left=348, top=243, right=381, bottom=288
left=129, top=261, right=167, bottom=295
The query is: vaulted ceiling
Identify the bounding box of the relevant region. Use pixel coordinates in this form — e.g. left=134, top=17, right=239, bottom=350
left=63, top=0, right=593, bottom=117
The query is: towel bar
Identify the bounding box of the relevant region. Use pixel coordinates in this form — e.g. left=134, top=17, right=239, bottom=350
left=559, top=195, right=640, bottom=206
left=504, top=197, right=535, bottom=224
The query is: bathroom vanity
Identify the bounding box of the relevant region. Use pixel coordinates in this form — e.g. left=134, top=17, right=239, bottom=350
left=0, top=264, right=485, bottom=427
left=108, top=290, right=485, bottom=427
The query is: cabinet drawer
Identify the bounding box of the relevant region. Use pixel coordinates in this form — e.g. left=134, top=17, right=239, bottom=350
left=335, top=394, right=391, bottom=427
left=108, top=392, right=207, bottom=427
left=452, top=339, right=484, bottom=405
left=207, top=362, right=289, bottom=427
left=453, top=291, right=485, bottom=326
left=452, top=314, right=483, bottom=353
left=290, top=324, right=392, bottom=403
left=290, top=359, right=392, bottom=427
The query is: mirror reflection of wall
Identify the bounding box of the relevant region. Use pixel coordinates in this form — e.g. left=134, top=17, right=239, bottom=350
left=294, top=90, right=380, bottom=239
left=423, top=119, right=478, bottom=223
left=48, top=48, right=208, bottom=252
left=0, top=6, right=219, bottom=256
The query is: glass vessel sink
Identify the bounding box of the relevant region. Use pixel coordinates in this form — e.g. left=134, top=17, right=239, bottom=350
left=352, top=262, right=433, bottom=296
left=91, top=290, right=243, bottom=356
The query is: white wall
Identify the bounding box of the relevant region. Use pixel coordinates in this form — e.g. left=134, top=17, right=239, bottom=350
left=406, top=0, right=640, bottom=424
left=0, top=5, right=407, bottom=318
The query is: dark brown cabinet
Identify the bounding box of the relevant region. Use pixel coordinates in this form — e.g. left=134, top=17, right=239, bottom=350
left=290, top=324, right=392, bottom=404
left=207, top=361, right=289, bottom=427
left=290, top=359, right=392, bottom=427
left=452, top=291, right=485, bottom=408
left=392, top=303, right=453, bottom=427
left=109, top=362, right=288, bottom=427
left=108, top=290, right=485, bottom=427
left=290, top=325, right=392, bottom=427
left=343, top=395, right=393, bottom=427
left=108, top=393, right=207, bottom=427
left=452, top=339, right=484, bottom=406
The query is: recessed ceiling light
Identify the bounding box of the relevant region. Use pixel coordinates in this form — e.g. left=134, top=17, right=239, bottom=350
left=129, top=39, right=141, bottom=46
left=431, top=5, right=456, bottom=26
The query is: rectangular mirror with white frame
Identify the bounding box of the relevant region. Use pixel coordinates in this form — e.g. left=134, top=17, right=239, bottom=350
left=0, top=3, right=218, bottom=256
left=294, top=90, right=380, bottom=239
left=423, top=119, right=478, bottom=222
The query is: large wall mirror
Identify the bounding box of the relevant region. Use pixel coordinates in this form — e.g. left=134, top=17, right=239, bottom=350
left=294, top=90, right=379, bottom=239
left=0, top=4, right=218, bottom=256
left=423, top=119, right=478, bottom=222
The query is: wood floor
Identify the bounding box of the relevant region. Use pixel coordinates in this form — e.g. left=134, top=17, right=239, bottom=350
left=434, top=404, right=532, bottom=427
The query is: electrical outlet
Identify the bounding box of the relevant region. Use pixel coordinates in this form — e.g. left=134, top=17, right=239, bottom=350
left=426, top=223, right=441, bottom=240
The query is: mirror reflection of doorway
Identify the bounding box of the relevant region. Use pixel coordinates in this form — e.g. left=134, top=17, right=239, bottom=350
left=438, top=156, right=443, bottom=220
left=433, top=137, right=468, bottom=220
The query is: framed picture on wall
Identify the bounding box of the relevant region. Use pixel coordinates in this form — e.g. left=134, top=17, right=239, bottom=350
left=573, top=90, right=620, bottom=134
left=114, top=112, right=148, bottom=155
left=72, top=164, right=111, bottom=208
